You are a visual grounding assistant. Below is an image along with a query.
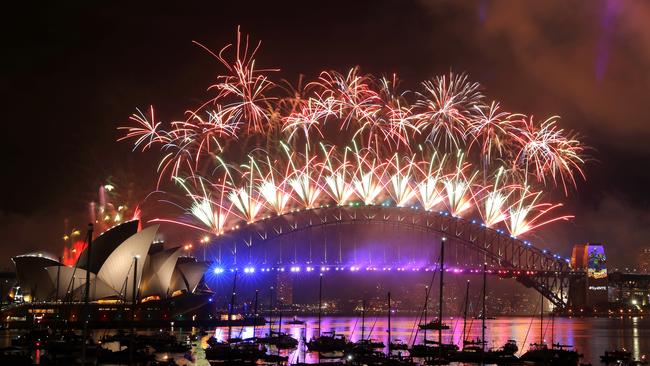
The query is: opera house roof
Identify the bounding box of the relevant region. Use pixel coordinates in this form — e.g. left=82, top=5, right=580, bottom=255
left=12, top=220, right=208, bottom=302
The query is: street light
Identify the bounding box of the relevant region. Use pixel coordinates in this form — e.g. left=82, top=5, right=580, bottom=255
left=184, top=243, right=193, bottom=257
left=200, top=236, right=210, bottom=261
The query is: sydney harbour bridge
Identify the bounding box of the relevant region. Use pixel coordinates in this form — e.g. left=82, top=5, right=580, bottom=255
left=205, top=204, right=581, bottom=310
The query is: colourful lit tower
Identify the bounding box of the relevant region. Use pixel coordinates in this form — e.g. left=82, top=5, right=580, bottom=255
left=569, top=243, right=608, bottom=310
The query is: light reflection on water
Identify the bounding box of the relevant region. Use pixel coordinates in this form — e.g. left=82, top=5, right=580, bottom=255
left=1, top=316, right=647, bottom=365
left=207, top=316, right=650, bottom=365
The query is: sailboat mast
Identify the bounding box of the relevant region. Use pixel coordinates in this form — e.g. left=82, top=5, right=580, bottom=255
left=482, top=262, right=487, bottom=351
left=424, top=285, right=428, bottom=342
left=463, top=280, right=469, bottom=344
left=438, top=238, right=445, bottom=351
left=227, top=270, right=238, bottom=341
left=253, top=289, right=259, bottom=336
left=278, top=298, right=283, bottom=334
left=551, top=305, right=555, bottom=347
left=539, top=293, right=544, bottom=345
left=318, top=273, right=323, bottom=338
left=387, top=291, right=392, bottom=356
left=361, top=298, right=366, bottom=340
left=268, top=286, right=273, bottom=337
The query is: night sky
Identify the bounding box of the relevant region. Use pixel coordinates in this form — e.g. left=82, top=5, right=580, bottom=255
left=2, top=1, right=650, bottom=269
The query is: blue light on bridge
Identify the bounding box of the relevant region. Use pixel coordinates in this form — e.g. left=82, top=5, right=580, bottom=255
left=205, top=265, right=551, bottom=277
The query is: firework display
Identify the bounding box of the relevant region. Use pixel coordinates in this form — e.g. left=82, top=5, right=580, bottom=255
left=120, top=30, right=586, bottom=240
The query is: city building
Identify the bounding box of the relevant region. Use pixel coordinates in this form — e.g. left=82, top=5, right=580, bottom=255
left=569, top=243, right=608, bottom=308
left=608, top=272, right=650, bottom=308
left=276, top=272, right=293, bottom=305
left=638, top=248, right=650, bottom=273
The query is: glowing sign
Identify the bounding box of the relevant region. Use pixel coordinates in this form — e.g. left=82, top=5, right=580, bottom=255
left=588, top=286, right=607, bottom=291
left=587, top=245, right=607, bottom=279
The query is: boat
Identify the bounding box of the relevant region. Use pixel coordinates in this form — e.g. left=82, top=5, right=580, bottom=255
left=258, top=330, right=298, bottom=349
left=410, top=340, right=459, bottom=358
left=346, top=295, right=416, bottom=366
left=628, top=355, right=649, bottom=366
left=46, top=330, right=97, bottom=354
left=307, top=275, right=350, bottom=354
left=520, top=294, right=581, bottom=366
left=346, top=350, right=417, bottom=365
left=601, top=349, right=632, bottom=363
left=352, top=338, right=386, bottom=350
left=462, top=279, right=518, bottom=365
left=0, top=347, right=32, bottom=365
left=97, top=345, right=154, bottom=364
left=409, top=239, right=455, bottom=362
left=390, top=339, right=409, bottom=351
left=520, top=343, right=582, bottom=366
left=307, top=331, right=348, bottom=352
left=260, top=353, right=289, bottom=364
left=418, top=319, right=450, bottom=330
left=138, top=331, right=191, bottom=353
left=463, top=338, right=486, bottom=347
left=11, top=329, right=50, bottom=348
left=351, top=298, right=385, bottom=351
left=501, top=339, right=519, bottom=355
left=452, top=340, right=519, bottom=364
left=204, top=338, right=266, bottom=363
left=286, top=316, right=305, bottom=325
left=101, top=329, right=190, bottom=353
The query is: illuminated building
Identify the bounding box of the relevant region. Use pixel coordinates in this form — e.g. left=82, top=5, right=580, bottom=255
left=569, top=243, right=608, bottom=308
left=6, top=220, right=215, bottom=325
left=607, top=272, right=650, bottom=307
left=276, top=272, right=293, bottom=305
left=638, top=248, right=650, bottom=273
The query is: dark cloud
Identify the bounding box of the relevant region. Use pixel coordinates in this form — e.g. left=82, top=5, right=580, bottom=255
left=540, top=194, right=650, bottom=269
left=475, top=0, right=650, bottom=146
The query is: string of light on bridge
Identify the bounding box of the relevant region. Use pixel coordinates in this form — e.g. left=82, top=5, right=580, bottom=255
left=209, top=264, right=575, bottom=276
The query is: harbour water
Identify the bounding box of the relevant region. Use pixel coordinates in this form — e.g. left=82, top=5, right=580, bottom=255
left=1, top=316, right=648, bottom=364
left=230, top=316, right=650, bottom=365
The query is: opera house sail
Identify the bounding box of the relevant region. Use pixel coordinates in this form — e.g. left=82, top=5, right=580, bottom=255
left=4, top=220, right=220, bottom=327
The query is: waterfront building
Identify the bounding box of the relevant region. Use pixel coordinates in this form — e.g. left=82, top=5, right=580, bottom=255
left=5, top=220, right=214, bottom=326
left=569, top=243, right=608, bottom=308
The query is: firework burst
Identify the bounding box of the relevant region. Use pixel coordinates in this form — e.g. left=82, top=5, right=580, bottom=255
left=120, top=30, right=587, bottom=239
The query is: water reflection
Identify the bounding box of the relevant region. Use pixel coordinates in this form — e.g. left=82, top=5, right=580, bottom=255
left=207, top=316, right=650, bottom=365
left=0, top=316, right=647, bottom=364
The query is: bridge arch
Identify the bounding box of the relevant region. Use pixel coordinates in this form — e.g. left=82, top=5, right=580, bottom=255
left=208, top=205, right=577, bottom=308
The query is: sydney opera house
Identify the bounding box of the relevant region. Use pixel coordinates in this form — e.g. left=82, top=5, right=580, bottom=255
left=3, top=220, right=220, bottom=327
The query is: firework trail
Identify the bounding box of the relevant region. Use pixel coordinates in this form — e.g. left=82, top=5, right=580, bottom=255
left=120, top=30, right=587, bottom=239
